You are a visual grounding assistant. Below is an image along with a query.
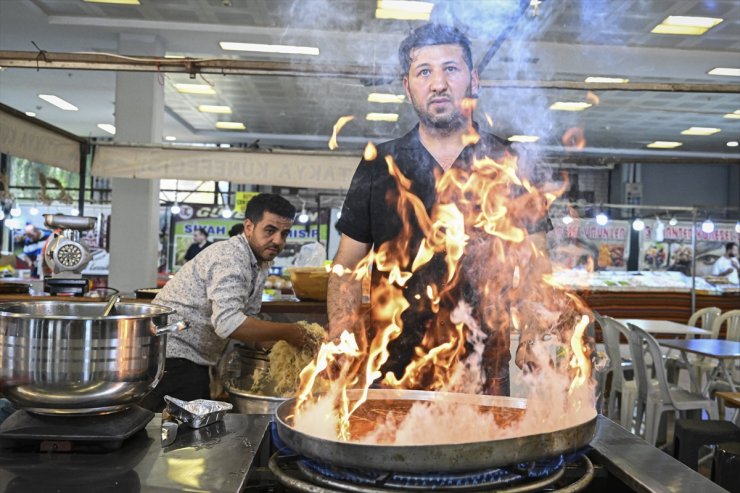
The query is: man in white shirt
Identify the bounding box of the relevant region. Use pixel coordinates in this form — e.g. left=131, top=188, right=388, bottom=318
left=712, top=242, right=739, bottom=284
left=141, top=193, right=317, bottom=410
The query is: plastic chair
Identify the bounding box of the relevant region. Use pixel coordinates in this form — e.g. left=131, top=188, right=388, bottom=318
left=628, top=324, right=717, bottom=446
left=595, top=315, right=636, bottom=428
left=691, top=310, right=740, bottom=390
left=666, top=307, right=721, bottom=384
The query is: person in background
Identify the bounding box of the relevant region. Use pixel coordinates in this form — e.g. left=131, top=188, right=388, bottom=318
left=141, top=193, right=317, bottom=410
left=328, top=23, right=551, bottom=396
left=229, top=223, right=245, bottom=237
left=712, top=242, right=739, bottom=284
left=184, top=227, right=212, bottom=262
left=19, top=223, right=51, bottom=278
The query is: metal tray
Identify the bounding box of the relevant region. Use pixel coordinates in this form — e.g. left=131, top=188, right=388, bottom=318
left=275, top=388, right=597, bottom=473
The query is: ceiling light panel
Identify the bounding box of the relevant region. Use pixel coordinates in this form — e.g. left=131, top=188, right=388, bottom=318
left=651, top=16, right=723, bottom=35
left=375, top=1, right=434, bottom=20
left=97, top=124, right=116, bottom=135
left=680, top=127, right=721, bottom=136
left=366, top=112, right=399, bottom=122
left=724, top=110, right=740, bottom=119
left=198, top=105, right=232, bottom=114
left=508, top=135, right=539, bottom=143
left=216, top=122, right=246, bottom=130
left=647, top=141, right=682, bottom=149
left=584, top=77, right=629, bottom=83
left=549, top=101, right=592, bottom=111
left=38, top=94, right=78, bottom=111
left=219, top=42, right=319, bottom=56
left=708, top=68, right=740, bottom=77
left=175, top=83, right=216, bottom=95
left=367, top=93, right=406, bottom=103
left=84, top=0, right=140, bottom=4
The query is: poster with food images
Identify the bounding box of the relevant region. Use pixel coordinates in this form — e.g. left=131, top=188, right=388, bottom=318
left=639, top=220, right=739, bottom=278
left=548, top=220, right=630, bottom=271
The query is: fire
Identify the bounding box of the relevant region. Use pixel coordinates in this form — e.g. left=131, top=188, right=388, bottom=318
left=562, top=126, right=586, bottom=150
left=296, top=108, right=595, bottom=443
left=585, top=91, right=600, bottom=106
left=328, top=115, right=354, bottom=150
left=363, top=141, right=377, bottom=160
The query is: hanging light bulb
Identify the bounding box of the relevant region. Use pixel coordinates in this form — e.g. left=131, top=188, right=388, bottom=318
left=221, top=207, right=233, bottom=219
left=701, top=218, right=715, bottom=234
left=29, top=207, right=39, bottom=216
left=170, top=203, right=181, bottom=215
left=70, top=207, right=80, bottom=216
left=669, top=217, right=678, bottom=226
left=632, top=218, right=645, bottom=231
left=562, top=215, right=574, bottom=225
left=595, top=211, right=609, bottom=226
left=735, top=221, right=740, bottom=234
left=298, top=208, right=309, bottom=224
left=10, top=205, right=21, bottom=217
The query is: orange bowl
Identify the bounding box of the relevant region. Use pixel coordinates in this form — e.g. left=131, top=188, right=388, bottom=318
left=286, top=267, right=330, bottom=301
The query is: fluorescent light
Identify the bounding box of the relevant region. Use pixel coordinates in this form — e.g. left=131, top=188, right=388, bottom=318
left=632, top=218, right=645, bottom=231
left=549, top=101, right=591, bottom=111
left=375, top=0, right=433, bottom=20
left=84, top=0, right=141, bottom=4
left=366, top=112, right=399, bottom=122
left=367, top=93, right=406, bottom=104
left=724, top=110, right=740, bottom=119
left=25, top=111, right=36, bottom=117
left=701, top=218, right=715, bottom=234
left=164, top=55, right=186, bottom=59
left=170, top=204, right=181, bottom=214
left=585, top=76, right=629, bottom=84
left=647, top=141, right=682, bottom=149
left=708, top=67, right=740, bottom=77
left=219, top=41, right=319, bottom=56
left=175, top=83, right=216, bottom=95
left=198, top=105, right=232, bottom=114
left=680, top=127, right=721, bottom=136
left=651, top=16, right=722, bottom=35
left=97, top=123, right=116, bottom=135
left=669, top=217, right=678, bottom=226
left=164, top=135, right=177, bottom=142
left=595, top=212, right=609, bottom=226
left=10, top=206, right=21, bottom=217
left=507, top=135, right=539, bottom=143
left=727, top=141, right=739, bottom=147
left=38, top=94, right=78, bottom=111
left=215, top=122, right=246, bottom=130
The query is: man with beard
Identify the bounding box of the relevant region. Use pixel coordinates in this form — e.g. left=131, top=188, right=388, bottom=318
left=712, top=242, right=739, bottom=284
left=142, top=193, right=315, bottom=409
left=328, top=23, right=550, bottom=396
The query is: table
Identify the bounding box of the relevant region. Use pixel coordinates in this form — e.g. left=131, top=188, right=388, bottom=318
left=658, top=339, right=740, bottom=393
left=617, top=319, right=711, bottom=337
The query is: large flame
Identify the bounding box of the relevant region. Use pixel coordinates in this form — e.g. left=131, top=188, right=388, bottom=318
left=305, top=105, right=594, bottom=442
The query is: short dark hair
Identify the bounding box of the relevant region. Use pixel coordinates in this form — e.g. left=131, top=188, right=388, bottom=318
left=727, top=242, right=738, bottom=252
left=228, top=223, right=244, bottom=237
left=398, top=23, right=473, bottom=76
left=245, top=193, right=296, bottom=223
left=195, top=227, right=209, bottom=238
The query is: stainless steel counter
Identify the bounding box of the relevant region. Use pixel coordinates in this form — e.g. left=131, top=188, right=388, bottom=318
left=590, top=415, right=726, bottom=493
left=0, top=413, right=271, bottom=493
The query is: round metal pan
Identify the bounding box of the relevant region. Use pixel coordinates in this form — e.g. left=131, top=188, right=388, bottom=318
left=275, top=388, right=596, bottom=473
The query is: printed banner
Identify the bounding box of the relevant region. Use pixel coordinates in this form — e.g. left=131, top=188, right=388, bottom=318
left=639, top=220, right=739, bottom=278
left=548, top=219, right=630, bottom=271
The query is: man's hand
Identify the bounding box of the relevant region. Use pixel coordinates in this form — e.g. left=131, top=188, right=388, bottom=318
left=283, top=323, right=323, bottom=352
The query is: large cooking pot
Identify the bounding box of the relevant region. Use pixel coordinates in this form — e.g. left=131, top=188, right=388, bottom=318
left=276, top=388, right=597, bottom=473
left=223, top=345, right=288, bottom=414
left=0, top=300, right=188, bottom=415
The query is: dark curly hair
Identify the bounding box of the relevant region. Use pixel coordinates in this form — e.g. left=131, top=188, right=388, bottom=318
left=398, top=23, right=473, bottom=76
left=245, top=193, right=296, bottom=223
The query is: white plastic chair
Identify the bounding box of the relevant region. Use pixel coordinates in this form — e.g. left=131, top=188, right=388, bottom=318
left=690, top=310, right=740, bottom=390
left=596, top=315, right=636, bottom=427
left=628, top=324, right=717, bottom=446
left=665, top=307, right=721, bottom=384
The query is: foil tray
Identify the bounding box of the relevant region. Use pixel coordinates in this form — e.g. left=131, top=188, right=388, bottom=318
left=164, top=395, right=233, bottom=429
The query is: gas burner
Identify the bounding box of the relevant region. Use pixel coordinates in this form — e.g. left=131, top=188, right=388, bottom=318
left=268, top=452, right=594, bottom=493
left=0, top=406, right=154, bottom=452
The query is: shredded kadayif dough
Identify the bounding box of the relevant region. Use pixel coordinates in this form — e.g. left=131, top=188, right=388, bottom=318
left=250, top=321, right=325, bottom=397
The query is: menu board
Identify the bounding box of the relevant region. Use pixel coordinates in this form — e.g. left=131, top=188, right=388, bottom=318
left=639, top=220, right=739, bottom=277
left=548, top=220, right=630, bottom=271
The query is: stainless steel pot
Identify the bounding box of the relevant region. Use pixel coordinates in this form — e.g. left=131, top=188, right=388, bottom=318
left=223, top=345, right=288, bottom=414
left=275, top=388, right=597, bottom=473
left=0, top=301, right=188, bottom=415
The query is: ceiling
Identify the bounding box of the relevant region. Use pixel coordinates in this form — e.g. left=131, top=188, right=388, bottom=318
left=0, top=0, right=739, bottom=160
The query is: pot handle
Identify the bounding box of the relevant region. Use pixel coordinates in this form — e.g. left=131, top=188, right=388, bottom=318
left=153, top=320, right=190, bottom=336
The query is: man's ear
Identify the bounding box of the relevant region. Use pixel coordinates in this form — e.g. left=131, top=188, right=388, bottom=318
left=403, top=75, right=411, bottom=101
left=244, top=218, right=254, bottom=234
left=470, top=68, right=480, bottom=98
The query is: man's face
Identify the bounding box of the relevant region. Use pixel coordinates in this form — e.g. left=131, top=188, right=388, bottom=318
left=729, top=245, right=738, bottom=258
left=244, top=212, right=293, bottom=261
left=403, top=44, right=478, bottom=132
left=24, top=225, right=39, bottom=240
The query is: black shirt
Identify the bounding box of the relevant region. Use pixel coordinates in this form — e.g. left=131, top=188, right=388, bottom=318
left=184, top=241, right=212, bottom=262
left=337, top=124, right=550, bottom=393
